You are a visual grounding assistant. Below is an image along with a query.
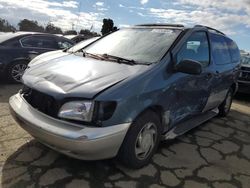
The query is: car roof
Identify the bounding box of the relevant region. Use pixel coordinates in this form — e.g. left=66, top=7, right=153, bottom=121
left=0, top=32, right=60, bottom=44
left=131, top=24, right=226, bottom=36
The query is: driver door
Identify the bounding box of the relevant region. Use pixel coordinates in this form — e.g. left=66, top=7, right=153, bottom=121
left=170, top=31, right=213, bottom=124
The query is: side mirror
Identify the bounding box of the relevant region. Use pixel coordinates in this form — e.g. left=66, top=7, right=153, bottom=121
left=175, top=59, right=202, bottom=75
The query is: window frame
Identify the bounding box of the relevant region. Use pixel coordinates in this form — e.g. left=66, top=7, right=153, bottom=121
left=209, top=33, right=232, bottom=65
left=19, top=35, right=58, bottom=50
left=224, top=37, right=240, bottom=64
left=175, top=31, right=211, bottom=68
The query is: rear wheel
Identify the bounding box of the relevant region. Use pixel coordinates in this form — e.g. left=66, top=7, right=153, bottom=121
left=218, top=88, right=233, bottom=117
left=7, top=61, right=28, bottom=83
left=118, top=110, right=161, bottom=169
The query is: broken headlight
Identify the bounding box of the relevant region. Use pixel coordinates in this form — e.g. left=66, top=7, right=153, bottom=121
left=58, top=101, right=94, bottom=122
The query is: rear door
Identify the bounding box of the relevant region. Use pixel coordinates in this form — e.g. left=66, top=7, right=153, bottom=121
left=20, top=35, right=58, bottom=59
left=203, top=33, right=235, bottom=110
left=170, top=31, right=213, bottom=123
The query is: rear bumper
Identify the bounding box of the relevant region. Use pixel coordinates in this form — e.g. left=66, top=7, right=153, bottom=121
left=9, top=93, right=130, bottom=160
left=238, top=81, right=250, bottom=94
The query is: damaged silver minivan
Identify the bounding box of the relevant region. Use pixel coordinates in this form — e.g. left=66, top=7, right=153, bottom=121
left=10, top=24, right=240, bottom=168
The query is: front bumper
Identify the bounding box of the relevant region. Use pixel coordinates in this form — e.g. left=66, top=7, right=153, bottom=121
left=9, top=93, right=130, bottom=160
left=238, top=81, right=250, bottom=94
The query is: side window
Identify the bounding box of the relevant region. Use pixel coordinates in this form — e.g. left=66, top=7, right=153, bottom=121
left=177, top=32, right=209, bottom=67
left=210, top=34, right=231, bottom=65
left=3, top=39, right=21, bottom=47
left=20, top=36, right=36, bottom=47
left=225, top=38, right=240, bottom=63
left=57, top=39, right=73, bottom=49
left=20, top=36, right=57, bottom=49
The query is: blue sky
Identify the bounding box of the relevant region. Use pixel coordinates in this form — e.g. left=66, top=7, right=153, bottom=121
left=0, top=0, right=250, bottom=51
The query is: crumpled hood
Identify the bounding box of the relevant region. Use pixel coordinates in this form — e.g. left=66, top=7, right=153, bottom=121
left=28, top=50, right=70, bottom=67
left=23, top=54, right=148, bottom=99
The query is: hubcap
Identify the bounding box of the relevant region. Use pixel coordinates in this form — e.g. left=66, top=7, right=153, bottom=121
left=135, top=122, right=157, bottom=160
left=11, top=63, right=27, bottom=82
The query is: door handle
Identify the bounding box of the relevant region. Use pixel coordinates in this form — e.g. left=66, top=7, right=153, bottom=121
left=29, top=51, right=39, bottom=54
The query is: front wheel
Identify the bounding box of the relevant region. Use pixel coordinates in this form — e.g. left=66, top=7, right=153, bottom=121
left=7, top=61, right=28, bottom=83
left=118, top=110, right=161, bottom=169
left=218, top=88, right=233, bottom=117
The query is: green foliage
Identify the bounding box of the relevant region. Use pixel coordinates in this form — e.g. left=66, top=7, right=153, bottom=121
left=64, top=30, right=77, bottom=35
left=79, top=29, right=100, bottom=37
left=0, top=18, right=16, bottom=32
left=101, top=18, right=117, bottom=35
left=0, top=17, right=105, bottom=36
left=45, top=23, right=63, bottom=34
left=18, top=19, right=44, bottom=32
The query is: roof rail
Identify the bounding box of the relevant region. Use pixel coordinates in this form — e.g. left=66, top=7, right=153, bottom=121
left=194, top=25, right=225, bottom=36
left=136, top=24, right=185, bottom=28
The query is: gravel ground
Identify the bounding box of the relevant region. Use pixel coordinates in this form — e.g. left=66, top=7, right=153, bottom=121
left=0, top=82, right=250, bottom=188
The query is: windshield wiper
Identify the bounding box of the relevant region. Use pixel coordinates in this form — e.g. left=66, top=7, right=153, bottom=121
left=82, top=50, right=107, bottom=60
left=102, top=53, right=137, bottom=65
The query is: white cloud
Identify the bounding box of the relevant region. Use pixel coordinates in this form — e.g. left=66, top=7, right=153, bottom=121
left=142, top=0, right=250, bottom=35
left=95, top=1, right=104, bottom=7
left=0, top=0, right=103, bottom=31
left=119, top=24, right=130, bottom=28
left=140, top=0, right=149, bottom=5
left=137, top=12, right=146, bottom=17
left=93, top=1, right=108, bottom=12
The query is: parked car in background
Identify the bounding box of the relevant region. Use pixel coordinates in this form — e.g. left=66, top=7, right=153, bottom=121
left=64, top=34, right=86, bottom=43
left=0, top=32, right=74, bottom=82
left=238, top=53, right=250, bottom=93
left=10, top=24, right=240, bottom=168
left=28, top=36, right=100, bottom=67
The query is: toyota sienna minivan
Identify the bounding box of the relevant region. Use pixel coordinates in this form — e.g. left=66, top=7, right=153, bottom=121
left=10, top=24, right=240, bottom=168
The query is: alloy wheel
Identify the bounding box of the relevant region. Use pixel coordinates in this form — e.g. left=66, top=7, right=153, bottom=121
left=11, top=63, right=27, bottom=82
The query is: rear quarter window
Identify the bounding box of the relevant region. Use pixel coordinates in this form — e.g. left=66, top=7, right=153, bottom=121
left=20, top=35, right=57, bottom=49
left=210, top=33, right=231, bottom=65
left=225, top=37, right=240, bottom=63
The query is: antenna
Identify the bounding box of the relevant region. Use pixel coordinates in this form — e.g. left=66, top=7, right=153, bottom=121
left=76, top=0, right=82, bottom=32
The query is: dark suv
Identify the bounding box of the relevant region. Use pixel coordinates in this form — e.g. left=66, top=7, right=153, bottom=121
left=238, top=53, right=250, bottom=93
left=10, top=24, right=240, bottom=168
left=0, top=32, right=74, bottom=82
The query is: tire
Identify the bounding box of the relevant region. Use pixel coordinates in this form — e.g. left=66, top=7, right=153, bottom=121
left=118, top=110, right=162, bottom=169
left=218, top=88, right=233, bottom=117
left=7, top=61, right=28, bottom=83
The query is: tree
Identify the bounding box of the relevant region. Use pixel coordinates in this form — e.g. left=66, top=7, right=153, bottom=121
left=45, top=23, right=63, bottom=34
left=18, top=19, right=44, bottom=32
left=101, top=18, right=117, bottom=35
left=79, top=29, right=100, bottom=37
left=64, top=30, right=77, bottom=35
left=0, top=18, right=16, bottom=32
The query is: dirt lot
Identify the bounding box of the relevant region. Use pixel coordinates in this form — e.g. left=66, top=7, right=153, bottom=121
left=0, top=82, right=250, bottom=188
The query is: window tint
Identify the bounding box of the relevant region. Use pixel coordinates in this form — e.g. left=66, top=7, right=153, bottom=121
left=177, top=32, right=209, bottom=67
left=20, top=36, right=57, bottom=49
left=57, top=39, right=73, bottom=49
left=225, top=37, right=240, bottom=63
left=3, top=39, right=21, bottom=47
left=241, top=55, right=250, bottom=65
left=210, top=34, right=231, bottom=65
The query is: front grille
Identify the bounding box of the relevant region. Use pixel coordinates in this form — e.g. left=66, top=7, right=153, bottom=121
left=21, top=86, right=59, bottom=117
left=239, top=71, right=250, bottom=81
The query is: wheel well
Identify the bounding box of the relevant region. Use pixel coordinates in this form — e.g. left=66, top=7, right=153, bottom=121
left=231, top=83, right=237, bottom=95
left=134, top=105, right=167, bottom=133
left=6, top=59, right=29, bottom=70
